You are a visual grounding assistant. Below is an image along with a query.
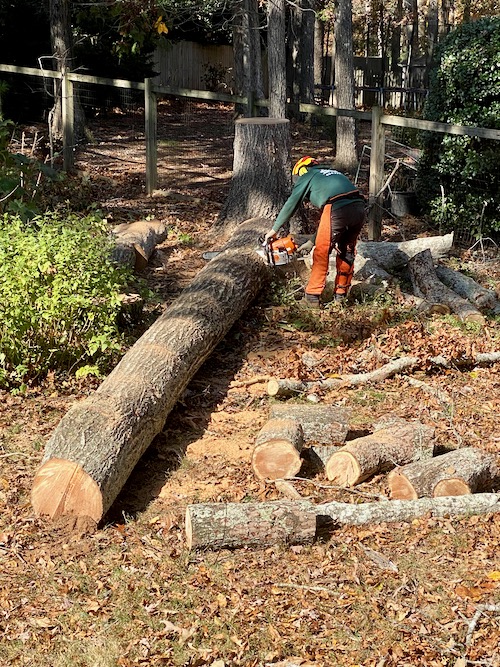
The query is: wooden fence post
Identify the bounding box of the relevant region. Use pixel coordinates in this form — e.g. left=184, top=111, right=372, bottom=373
left=367, top=105, right=385, bottom=241
left=145, top=78, right=157, bottom=194
left=62, top=71, right=74, bottom=172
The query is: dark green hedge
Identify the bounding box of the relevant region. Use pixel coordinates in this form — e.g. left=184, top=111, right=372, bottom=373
left=417, top=18, right=500, bottom=238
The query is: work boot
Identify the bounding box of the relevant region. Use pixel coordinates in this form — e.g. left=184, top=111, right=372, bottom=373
left=301, top=293, right=321, bottom=309
left=334, top=293, right=346, bottom=304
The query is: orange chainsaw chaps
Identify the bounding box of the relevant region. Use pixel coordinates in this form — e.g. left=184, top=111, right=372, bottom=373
left=334, top=255, right=355, bottom=295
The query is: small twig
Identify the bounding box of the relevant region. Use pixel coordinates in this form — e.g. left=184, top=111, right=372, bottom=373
left=287, top=476, right=386, bottom=501
left=272, top=582, right=337, bottom=595
left=229, top=376, right=272, bottom=388
left=465, top=603, right=500, bottom=648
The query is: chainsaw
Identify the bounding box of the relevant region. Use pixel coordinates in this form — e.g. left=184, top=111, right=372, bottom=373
left=256, top=234, right=299, bottom=266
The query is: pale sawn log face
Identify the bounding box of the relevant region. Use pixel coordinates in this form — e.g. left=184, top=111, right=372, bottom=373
left=35, top=218, right=273, bottom=520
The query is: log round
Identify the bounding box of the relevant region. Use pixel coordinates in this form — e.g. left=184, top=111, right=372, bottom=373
left=31, top=218, right=273, bottom=523
left=251, top=418, right=304, bottom=480
left=435, top=264, right=499, bottom=312
left=111, top=219, right=169, bottom=270
left=325, top=419, right=435, bottom=486
left=269, top=404, right=350, bottom=445
left=215, top=118, right=292, bottom=237
left=387, top=447, right=498, bottom=500
left=185, top=499, right=317, bottom=550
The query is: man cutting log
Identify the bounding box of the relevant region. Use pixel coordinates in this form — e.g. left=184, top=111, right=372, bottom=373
left=264, top=157, right=367, bottom=308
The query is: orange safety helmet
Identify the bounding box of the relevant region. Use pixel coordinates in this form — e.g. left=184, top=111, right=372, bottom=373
left=292, top=156, right=319, bottom=177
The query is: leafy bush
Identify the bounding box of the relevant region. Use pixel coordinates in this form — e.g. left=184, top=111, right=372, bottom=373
left=0, top=119, right=61, bottom=221
left=416, top=17, right=500, bottom=238
left=0, top=210, right=133, bottom=388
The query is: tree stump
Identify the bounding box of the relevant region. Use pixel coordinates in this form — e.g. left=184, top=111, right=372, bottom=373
left=31, top=218, right=273, bottom=523
left=215, top=118, right=292, bottom=237
left=408, top=249, right=485, bottom=324
left=325, top=418, right=435, bottom=486
left=251, top=418, right=304, bottom=480
left=269, top=404, right=350, bottom=444
left=388, top=447, right=499, bottom=500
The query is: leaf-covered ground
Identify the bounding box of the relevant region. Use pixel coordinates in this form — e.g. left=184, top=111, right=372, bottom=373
left=1, top=102, right=499, bottom=667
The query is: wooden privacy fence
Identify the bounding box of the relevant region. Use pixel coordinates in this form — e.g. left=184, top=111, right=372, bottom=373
left=1, top=64, right=500, bottom=240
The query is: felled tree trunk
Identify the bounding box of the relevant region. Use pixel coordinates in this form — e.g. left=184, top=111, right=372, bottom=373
left=269, top=404, right=350, bottom=445
left=435, top=264, right=500, bottom=312
left=185, top=493, right=500, bottom=550
left=251, top=418, right=304, bottom=480
left=388, top=448, right=499, bottom=500
left=325, top=418, right=435, bottom=486
left=214, top=118, right=292, bottom=237
left=185, top=499, right=317, bottom=550
left=408, top=249, right=485, bottom=324
left=111, top=219, right=169, bottom=270
left=31, top=218, right=273, bottom=523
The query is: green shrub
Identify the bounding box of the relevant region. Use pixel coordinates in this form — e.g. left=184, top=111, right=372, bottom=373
left=416, top=17, right=500, bottom=238
left=0, top=210, right=133, bottom=388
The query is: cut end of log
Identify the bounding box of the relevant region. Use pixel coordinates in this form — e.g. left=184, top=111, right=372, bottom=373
left=325, top=451, right=361, bottom=486
left=251, top=439, right=302, bottom=481
left=31, top=458, right=103, bottom=523
left=433, top=479, right=471, bottom=497
left=387, top=470, right=418, bottom=500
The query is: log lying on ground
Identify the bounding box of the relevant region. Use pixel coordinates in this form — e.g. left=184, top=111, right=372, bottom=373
left=304, top=445, right=343, bottom=473
left=185, top=499, right=317, bottom=550
left=267, top=356, right=420, bottom=397
left=325, top=418, right=435, bottom=486
left=31, top=218, right=273, bottom=523
left=435, top=264, right=500, bottom=312
left=111, top=219, right=168, bottom=270
left=251, top=418, right=304, bottom=481
left=185, top=493, right=500, bottom=550
left=388, top=448, right=499, bottom=500
left=269, top=404, right=350, bottom=445
left=408, top=249, right=485, bottom=324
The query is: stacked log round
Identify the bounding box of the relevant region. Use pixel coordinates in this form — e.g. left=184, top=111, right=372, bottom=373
left=251, top=418, right=304, bottom=481
left=325, top=418, right=435, bottom=486
left=388, top=447, right=499, bottom=500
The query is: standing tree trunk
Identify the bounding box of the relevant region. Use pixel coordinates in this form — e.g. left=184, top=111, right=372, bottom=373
left=214, top=118, right=292, bottom=236
left=31, top=218, right=273, bottom=524
left=232, top=0, right=264, bottom=116
left=334, top=0, right=358, bottom=174
left=299, top=0, right=316, bottom=105
left=49, top=0, right=85, bottom=143
left=267, top=0, right=287, bottom=118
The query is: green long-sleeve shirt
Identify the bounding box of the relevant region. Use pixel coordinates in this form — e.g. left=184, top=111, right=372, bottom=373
left=272, top=165, right=361, bottom=233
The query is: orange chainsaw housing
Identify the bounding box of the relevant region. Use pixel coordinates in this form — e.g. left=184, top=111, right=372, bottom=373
left=270, top=235, right=298, bottom=257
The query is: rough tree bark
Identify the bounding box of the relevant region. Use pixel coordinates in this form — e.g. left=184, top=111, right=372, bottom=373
left=388, top=448, right=499, bottom=500
left=325, top=418, right=435, bottom=486
left=111, top=219, right=168, bottom=270
left=185, top=493, right=500, bottom=550
left=408, top=249, right=485, bottom=324
left=267, top=0, right=287, bottom=118
left=251, top=418, right=304, bottom=480
left=214, top=118, right=292, bottom=237
left=269, top=404, right=350, bottom=444
left=31, top=218, right=273, bottom=523
left=435, top=264, right=500, bottom=313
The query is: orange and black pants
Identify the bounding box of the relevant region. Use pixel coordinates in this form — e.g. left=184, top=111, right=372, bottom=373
left=305, top=200, right=366, bottom=298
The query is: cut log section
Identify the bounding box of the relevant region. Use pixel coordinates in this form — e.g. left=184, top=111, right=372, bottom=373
left=435, top=264, right=500, bottom=312
left=269, top=404, right=350, bottom=445
left=185, top=493, right=500, bottom=550
left=325, top=418, right=435, bottom=486
left=388, top=447, right=499, bottom=500
left=111, top=218, right=168, bottom=270
left=304, top=445, right=342, bottom=473
left=408, top=249, right=485, bottom=324
left=355, top=233, right=454, bottom=273
left=185, top=499, right=317, bottom=550
left=31, top=218, right=273, bottom=523
left=251, top=418, right=304, bottom=480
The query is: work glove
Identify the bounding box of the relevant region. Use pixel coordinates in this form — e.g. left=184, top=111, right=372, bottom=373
left=264, top=229, right=277, bottom=243
left=297, top=239, right=314, bottom=254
